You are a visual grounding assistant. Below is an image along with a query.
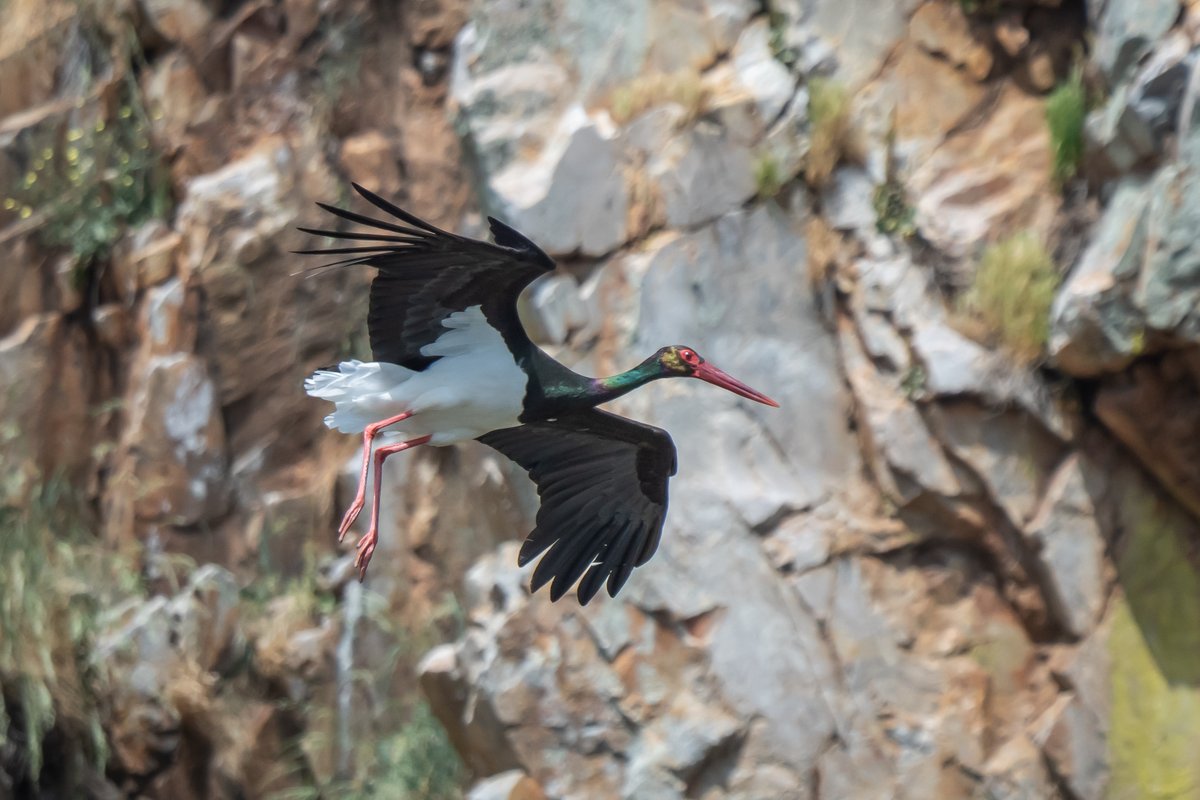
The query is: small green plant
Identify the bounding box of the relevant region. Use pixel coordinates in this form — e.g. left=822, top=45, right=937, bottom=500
left=608, top=70, right=707, bottom=125
left=873, top=179, right=915, bottom=237
left=767, top=9, right=799, bottom=69
left=362, top=701, right=464, bottom=800
left=753, top=152, right=785, bottom=200
left=315, top=11, right=365, bottom=110
left=962, top=232, right=1060, bottom=362
left=805, top=78, right=855, bottom=187
left=1046, top=67, right=1087, bottom=184
left=0, top=480, right=141, bottom=790
left=3, top=79, right=169, bottom=269
left=901, top=365, right=927, bottom=399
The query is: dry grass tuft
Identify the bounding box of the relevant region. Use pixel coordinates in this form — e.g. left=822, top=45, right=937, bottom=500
left=805, top=78, right=859, bottom=187
left=961, top=232, right=1060, bottom=363
left=608, top=70, right=707, bottom=126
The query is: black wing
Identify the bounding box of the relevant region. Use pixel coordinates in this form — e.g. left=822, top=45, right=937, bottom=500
left=478, top=409, right=678, bottom=604
left=296, top=183, right=555, bottom=369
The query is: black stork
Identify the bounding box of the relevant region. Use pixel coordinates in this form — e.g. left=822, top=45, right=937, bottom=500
left=299, top=184, right=779, bottom=604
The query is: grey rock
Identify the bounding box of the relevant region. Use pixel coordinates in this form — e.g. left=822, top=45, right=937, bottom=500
left=821, top=166, right=877, bottom=233
left=762, top=511, right=834, bottom=575
left=627, top=207, right=859, bottom=518
left=1139, top=159, right=1200, bottom=339
left=520, top=273, right=591, bottom=345
left=771, top=0, right=923, bottom=88
left=1024, top=456, right=1107, bottom=638
left=730, top=18, right=796, bottom=126
left=487, top=107, right=628, bottom=256
left=1088, top=34, right=1199, bottom=174
left=927, top=402, right=1065, bottom=528
left=651, top=121, right=757, bottom=230
left=855, top=309, right=911, bottom=373
left=981, top=736, right=1058, bottom=800
left=1053, top=149, right=1200, bottom=374
left=1093, top=0, right=1181, bottom=84
left=911, top=321, right=1076, bottom=440
left=1049, top=175, right=1152, bottom=376
left=452, top=55, right=573, bottom=178
left=839, top=317, right=961, bottom=503
left=1085, top=83, right=1159, bottom=175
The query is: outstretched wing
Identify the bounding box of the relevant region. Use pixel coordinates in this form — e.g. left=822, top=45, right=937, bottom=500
left=296, top=183, right=555, bottom=369
left=479, top=409, right=677, bottom=604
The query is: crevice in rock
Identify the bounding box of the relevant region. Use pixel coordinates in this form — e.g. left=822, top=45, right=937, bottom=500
left=680, top=726, right=746, bottom=798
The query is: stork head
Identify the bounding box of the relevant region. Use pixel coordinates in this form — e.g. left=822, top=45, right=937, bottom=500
left=656, top=345, right=779, bottom=407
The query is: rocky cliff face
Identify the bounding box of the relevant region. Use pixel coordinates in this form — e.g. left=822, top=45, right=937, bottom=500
left=2, top=0, right=1200, bottom=798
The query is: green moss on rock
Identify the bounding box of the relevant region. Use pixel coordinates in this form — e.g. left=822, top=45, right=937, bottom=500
left=1108, top=485, right=1200, bottom=799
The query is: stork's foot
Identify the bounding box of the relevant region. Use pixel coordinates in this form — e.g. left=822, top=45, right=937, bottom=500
left=354, top=527, right=378, bottom=581
left=337, top=499, right=364, bottom=543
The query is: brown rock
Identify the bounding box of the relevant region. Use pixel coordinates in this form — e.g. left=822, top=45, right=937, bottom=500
left=282, top=0, right=321, bottom=45
left=0, top=313, right=93, bottom=500
left=1095, top=351, right=1200, bottom=522
left=338, top=130, right=401, bottom=194
left=1025, top=46, right=1058, bottom=92
left=111, top=221, right=182, bottom=299
left=406, top=0, right=470, bottom=50
left=467, top=770, right=547, bottom=800
left=110, top=353, right=229, bottom=529
left=230, top=31, right=275, bottom=92
left=0, top=0, right=77, bottom=119
left=138, top=0, right=215, bottom=60
left=92, top=304, right=133, bottom=351
left=858, top=40, right=987, bottom=170
left=994, top=13, right=1031, bottom=57
left=136, top=278, right=197, bottom=359
left=0, top=237, right=49, bottom=338
left=910, top=85, right=1058, bottom=258
left=910, top=1, right=994, bottom=81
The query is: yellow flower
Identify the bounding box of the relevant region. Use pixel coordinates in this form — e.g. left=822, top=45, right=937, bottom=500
left=94, top=120, right=105, bottom=133
left=41, top=147, right=52, bottom=161
left=67, top=128, right=84, bottom=142
left=66, top=147, right=80, bottom=163
left=2, top=198, right=15, bottom=210
left=119, top=106, right=132, bottom=119
left=121, top=174, right=134, bottom=187
left=19, top=206, right=32, bottom=219
left=23, top=171, right=36, bottom=187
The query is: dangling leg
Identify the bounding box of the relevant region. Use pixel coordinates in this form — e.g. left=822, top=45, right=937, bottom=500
left=355, top=434, right=433, bottom=581
left=337, top=411, right=414, bottom=541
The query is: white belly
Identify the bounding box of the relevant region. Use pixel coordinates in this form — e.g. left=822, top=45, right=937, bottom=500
left=305, top=305, right=527, bottom=445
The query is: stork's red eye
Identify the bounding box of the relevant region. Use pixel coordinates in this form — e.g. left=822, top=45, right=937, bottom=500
left=679, top=348, right=699, bottom=366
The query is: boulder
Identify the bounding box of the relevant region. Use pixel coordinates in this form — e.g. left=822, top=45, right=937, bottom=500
left=1092, top=0, right=1181, bottom=84
left=910, top=85, right=1057, bottom=259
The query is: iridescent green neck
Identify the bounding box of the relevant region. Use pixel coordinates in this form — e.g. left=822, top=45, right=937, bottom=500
left=590, top=358, right=664, bottom=404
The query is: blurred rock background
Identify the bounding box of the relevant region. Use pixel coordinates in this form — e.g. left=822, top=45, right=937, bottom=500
left=1, top=0, right=1199, bottom=797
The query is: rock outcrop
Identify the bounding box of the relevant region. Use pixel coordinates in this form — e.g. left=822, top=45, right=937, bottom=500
left=3, top=0, right=1200, bottom=797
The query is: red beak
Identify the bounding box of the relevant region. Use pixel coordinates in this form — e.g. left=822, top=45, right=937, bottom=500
left=694, top=362, right=780, bottom=407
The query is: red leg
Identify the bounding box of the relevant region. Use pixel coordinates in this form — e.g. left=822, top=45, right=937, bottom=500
left=337, top=411, right=414, bottom=542
left=355, top=434, right=432, bottom=581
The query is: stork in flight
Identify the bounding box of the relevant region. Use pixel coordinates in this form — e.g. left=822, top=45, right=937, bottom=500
left=300, top=184, right=778, bottom=604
